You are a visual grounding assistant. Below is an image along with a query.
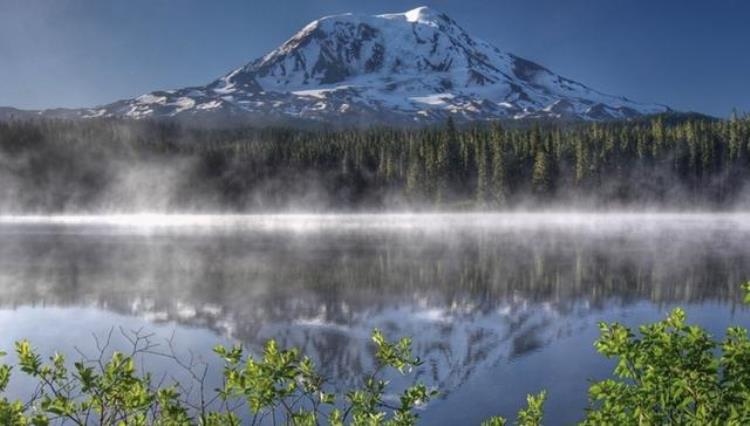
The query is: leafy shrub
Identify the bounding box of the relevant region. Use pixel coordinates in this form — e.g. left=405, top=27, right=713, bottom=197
left=583, top=284, right=750, bottom=425
left=0, top=329, right=541, bottom=425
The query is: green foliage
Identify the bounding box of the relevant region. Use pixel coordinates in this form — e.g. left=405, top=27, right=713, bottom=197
left=0, top=350, right=36, bottom=426
left=517, top=392, right=546, bottom=426
left=480, top=391, right=547, bottom=426
left=481, top=417, right=507, bottom=426
left=11, top=338, right=189, bottom=425
left=583, top=305, right=750, bottom=425
left=0, top=329, right=454, bottom=425
left=212, top=329, right=441, bottom=425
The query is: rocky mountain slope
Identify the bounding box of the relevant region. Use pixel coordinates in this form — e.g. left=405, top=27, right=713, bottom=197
left=34, top=7, right=671, bottom=124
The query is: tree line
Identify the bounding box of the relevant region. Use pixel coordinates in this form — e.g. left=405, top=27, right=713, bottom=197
left=0, top=114, right=748, bottom=211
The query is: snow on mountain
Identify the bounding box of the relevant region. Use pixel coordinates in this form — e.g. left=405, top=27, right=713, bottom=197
left=69, top=6, right=670, bottom=124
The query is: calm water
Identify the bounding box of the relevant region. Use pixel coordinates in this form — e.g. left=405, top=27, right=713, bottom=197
left=1, top=213, right=749, bottom=425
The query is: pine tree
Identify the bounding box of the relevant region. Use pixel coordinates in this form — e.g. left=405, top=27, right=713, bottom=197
left=532, top=149, right=550, bottom=195
left=729, top=109, right=743, bottom=161
left=575, top=135, right=589, bottom=186
left=405, top=139, right=423, bottom=202
left=651, top=117, right=665, bottom=159
left=530, top=126, right=550, bottom=195
left=490, top=123, right=507, bottom=206
left=435, top=117, right=461, bottom=205
left=475, top=135, right=489, bottom=206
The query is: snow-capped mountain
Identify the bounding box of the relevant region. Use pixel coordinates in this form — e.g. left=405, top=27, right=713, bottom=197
left=61, top=7, right=669, bottom=124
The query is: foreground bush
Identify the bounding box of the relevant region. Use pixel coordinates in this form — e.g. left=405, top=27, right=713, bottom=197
left=0, top=329, right=543, bottom=425
left=584, top=307, right=750, bottom=425
left=581, top=282, right=750, bottom=425
left=1, top=283, right=748, bottom=425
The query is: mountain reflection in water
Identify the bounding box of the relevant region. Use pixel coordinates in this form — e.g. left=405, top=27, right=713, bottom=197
left=0, top=213, right=748, bottom=425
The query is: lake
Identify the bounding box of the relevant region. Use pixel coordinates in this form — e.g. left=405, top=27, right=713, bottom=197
left=1, top=213, right=749, bottom=425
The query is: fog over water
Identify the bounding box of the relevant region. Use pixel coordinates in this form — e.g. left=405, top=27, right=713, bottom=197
left=0, top=213, right=748, bottom=424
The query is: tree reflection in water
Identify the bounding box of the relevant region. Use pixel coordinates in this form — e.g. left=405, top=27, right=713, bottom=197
left=0, top=214, right=748, bottom=422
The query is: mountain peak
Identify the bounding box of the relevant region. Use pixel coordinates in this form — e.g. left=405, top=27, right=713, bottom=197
left=69, top=7, right=670, bottom=125
left=380, top=6, right=448, bottom=25
left=406, top=6, right=440, bottom=19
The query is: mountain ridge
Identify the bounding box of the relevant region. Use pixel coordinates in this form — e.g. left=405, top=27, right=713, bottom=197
left=9, top=6, right=671, bottom=125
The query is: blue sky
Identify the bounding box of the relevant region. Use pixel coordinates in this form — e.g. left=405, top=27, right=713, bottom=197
left=1, top=0, right=748, bottom=117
